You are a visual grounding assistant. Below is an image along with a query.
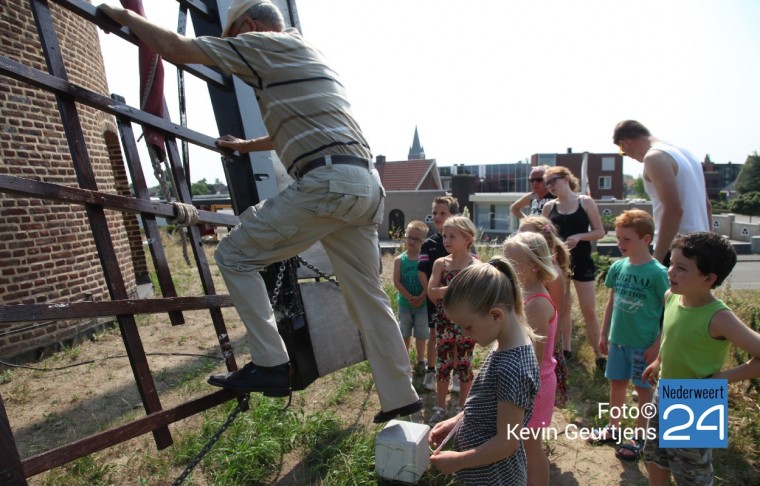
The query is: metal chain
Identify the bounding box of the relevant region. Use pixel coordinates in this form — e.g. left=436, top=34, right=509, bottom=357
left=172, top=394, right=250, bottom=486
left=296, top=256, right=339, bottom=286
left=270, top=261, right=303, bottom=319
left=270, top=261, right=287, bottom=308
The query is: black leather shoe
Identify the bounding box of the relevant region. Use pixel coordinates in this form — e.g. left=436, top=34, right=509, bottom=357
left=208, top=362, right=291, bottom=397
left=373, top=399, right=423, bottom=424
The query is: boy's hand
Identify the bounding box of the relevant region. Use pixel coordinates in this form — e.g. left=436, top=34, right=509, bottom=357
left=644, top=340, right=659, bottom=364
left=599, top=336, right=608, bottom=356
left=409, top=295, right=425, bottom=307
left=642, top=359, right=659, bottom=386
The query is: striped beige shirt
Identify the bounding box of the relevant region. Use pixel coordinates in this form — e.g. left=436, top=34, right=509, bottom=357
left=195, top=29, right=372, bottom=176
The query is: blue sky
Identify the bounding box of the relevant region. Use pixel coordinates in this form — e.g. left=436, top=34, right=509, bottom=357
left=98, top=0, right=760, bottom=185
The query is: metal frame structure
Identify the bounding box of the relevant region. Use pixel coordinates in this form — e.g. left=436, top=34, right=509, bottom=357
left=0, top=1, right=312, bottom=483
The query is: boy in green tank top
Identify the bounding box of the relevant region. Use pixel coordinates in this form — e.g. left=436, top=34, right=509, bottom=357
left=641, top=232, right=760, bottom=486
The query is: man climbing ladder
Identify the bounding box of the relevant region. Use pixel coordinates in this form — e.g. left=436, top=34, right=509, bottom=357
left=98, top=0, right=421, bottom=423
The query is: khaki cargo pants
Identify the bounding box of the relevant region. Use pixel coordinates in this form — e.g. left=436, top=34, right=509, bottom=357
left=214, top=163, right=418, bottom=411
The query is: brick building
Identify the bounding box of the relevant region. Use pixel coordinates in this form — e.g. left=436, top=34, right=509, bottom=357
left=0, top=2, right=148, bottom=362
left=531, top=149, right=625, bottom=200
left=373, top=129, right=446, bottom=238
left=703, top=156, right=742, bottom=200
left=374, top=155, right=445, bottom=238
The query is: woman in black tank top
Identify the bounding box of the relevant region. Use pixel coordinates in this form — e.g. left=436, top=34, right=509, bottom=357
left=541, top=166, right=606, bottom=368
left=549, top=198, right=594, bottom=271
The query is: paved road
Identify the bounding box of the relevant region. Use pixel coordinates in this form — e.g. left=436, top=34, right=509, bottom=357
left=724, top=254, right=760, bottom=290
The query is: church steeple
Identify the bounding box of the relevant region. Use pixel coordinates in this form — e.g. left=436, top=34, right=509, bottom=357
left=408, top=126, right=425, bottom=160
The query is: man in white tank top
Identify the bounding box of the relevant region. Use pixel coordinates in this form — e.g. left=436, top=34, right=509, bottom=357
left=613, top=120, right=712, bottom=264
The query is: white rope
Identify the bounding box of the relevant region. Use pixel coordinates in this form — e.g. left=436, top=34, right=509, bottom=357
left=168, top=202, right=200, bottom=226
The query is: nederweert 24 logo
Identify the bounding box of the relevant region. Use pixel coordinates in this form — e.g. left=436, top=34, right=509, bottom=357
left=658, top=379, right=728, bottom=448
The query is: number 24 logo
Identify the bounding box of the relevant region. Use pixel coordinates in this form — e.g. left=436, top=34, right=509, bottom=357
left=662, top=404, right=725, bottom=441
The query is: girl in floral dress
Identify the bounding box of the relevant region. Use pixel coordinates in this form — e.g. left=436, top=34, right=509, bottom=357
left=427, top=216, right=479, bottom=425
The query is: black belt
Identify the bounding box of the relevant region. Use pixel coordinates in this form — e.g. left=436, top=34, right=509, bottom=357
left=297, top=154, right=370, bottom=178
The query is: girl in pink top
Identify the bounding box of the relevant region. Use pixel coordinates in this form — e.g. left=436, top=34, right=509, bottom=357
left=503, top=232, right=559, bottom=486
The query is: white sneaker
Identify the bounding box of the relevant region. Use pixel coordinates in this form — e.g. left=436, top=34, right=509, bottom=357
left=423, top=371, right=436, bottom=391
left=429, top=407, right=447, bottom=426
left=415, top=361, right=428, bottom=377
left=451, top=375, right=461, bottom=394
left=632, top=389, right=639, bottom=402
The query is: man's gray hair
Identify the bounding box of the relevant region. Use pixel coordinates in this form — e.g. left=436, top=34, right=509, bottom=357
left=245, top=2, right=285, bottom=31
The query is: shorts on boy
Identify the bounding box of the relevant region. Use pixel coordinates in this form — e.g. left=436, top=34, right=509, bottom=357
left=643, top=390, right=714, bottom=485
left=399, top=306, right=428, bottom=340
left=605, top=343, right=651, bottom=388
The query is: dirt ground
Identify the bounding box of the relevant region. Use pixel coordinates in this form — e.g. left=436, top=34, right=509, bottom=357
left=0, top=249, right=686, bottom=485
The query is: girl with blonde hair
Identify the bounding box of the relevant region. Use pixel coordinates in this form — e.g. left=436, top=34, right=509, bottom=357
left=519, top=216, right=572, bottom=358
left=427, top=216, right=479, bottom=425
left=429, top=256, right=540, bottom=485
left=503, top=232, right=558, bottom=485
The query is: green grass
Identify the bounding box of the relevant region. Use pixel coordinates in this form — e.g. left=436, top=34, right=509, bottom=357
left=172, top=397, right=312, bottom=484
left=303, top=425, right=376, bottom=484
left=0, top=369, right=11, bottom=384
left=153, top=357, right=460, bottom=485
left=43, top=455, right=115, bottom=486
left=715, top=285, right=760, bottom=472
left=169, top=386, right=367, bottom=485
left=474, top=243, right=502, bottom=262
left=329, top=361, right=374, bottom=404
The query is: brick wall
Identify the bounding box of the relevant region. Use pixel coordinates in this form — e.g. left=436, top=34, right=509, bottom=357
left=105, top=130, right=150, bottom=283
left=531, top=152, right=625, bottom=200
left=0, top=2, right=147, bottom=361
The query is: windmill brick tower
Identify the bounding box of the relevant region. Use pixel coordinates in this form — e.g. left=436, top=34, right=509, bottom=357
left=0, top=1, right=149, bottom=362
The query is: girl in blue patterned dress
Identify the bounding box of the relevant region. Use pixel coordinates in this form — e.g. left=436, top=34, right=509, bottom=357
left=429, top=256, right=540, bottom=485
